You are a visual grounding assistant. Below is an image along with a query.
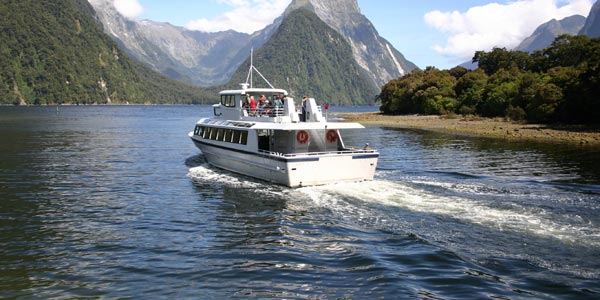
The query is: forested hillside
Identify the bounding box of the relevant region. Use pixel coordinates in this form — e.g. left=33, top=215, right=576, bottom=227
left=226, top=9, right=378, bottom=105
left=379, top=35, right=600, bottom=124
left=0, top=0, right=213, bottom=105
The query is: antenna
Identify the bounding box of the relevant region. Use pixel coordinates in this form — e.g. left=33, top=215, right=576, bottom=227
left=244, top=48, right=275, bottom=89
left=245, top=48, right=253, bottom=88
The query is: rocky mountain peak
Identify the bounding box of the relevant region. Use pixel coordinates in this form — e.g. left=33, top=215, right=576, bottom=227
left=87, top=0, right=253, bottom=85
left=88, top=0, right=417, bottom=98
left=285, top=0, right=416, bottom=87
left=516, top=15, right=586, bottom=52
left=291, top=0, right=362, bottom=25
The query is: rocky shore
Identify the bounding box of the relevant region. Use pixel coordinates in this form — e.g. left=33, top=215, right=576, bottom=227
left=340, top=112, right=600, bottom=145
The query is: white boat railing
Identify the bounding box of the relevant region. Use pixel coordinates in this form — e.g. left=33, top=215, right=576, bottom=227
left=244, top=107, right=285, bottom=118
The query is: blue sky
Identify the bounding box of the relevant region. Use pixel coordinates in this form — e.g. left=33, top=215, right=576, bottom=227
left=113, top=0, right=595, bottom=69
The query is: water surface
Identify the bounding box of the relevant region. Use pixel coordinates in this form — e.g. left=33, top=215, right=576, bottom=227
left=1, top=105, right=599, bottom=299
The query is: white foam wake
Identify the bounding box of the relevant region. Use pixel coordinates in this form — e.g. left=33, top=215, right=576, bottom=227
left=296, top=180, right=600, bottom=248
left=187, top=164, right=288, bottom=198
left=187, top=165, right=599, bottom=248
left=188, top=164, right=263, bottom=188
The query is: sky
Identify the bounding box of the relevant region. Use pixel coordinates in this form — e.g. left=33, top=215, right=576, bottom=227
left=111, top=0, right=596, bottom=69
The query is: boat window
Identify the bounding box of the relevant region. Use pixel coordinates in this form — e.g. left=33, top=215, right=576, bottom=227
left=223, top=129, right=231, bottom=142
left=194, top=125, right=202, bottom=136
left=200, top=127, right=247, bottom=145
left=240, top=131, right=248, bottom=145
left=216, top=128, right=224, bottom=140
left=257, top=130, right=270, bottom=151
left=221, top=95, right=236, bottom=107
left=232, top=130, right=240, bottom=143
left=209, top=127, right=216, bottom=140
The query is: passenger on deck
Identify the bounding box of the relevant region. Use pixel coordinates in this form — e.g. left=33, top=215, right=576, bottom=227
left=257, top=95, right=265, bottom=114
left=249, top=95, right=257, bottom=116
left=301, top=96, right=308, bottom=122
left=259, top=98, right=270, bottom=116
left=273, top=95, right=283, bottom=108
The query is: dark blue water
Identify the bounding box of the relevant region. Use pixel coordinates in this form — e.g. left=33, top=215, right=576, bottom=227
left=1, top=105, right=599, bottom=299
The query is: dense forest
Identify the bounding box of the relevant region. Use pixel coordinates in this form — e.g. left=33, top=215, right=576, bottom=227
left=378, top=35, right=600, bottom=124
left=0, top=0, right=214, bottom=105
left=226, top=9, right=378, bottom=106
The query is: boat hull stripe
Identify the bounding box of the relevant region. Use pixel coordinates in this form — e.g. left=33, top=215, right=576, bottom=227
left=352, top=154, right=380, bottom=159
left=191, top=138, right=320, bottom=162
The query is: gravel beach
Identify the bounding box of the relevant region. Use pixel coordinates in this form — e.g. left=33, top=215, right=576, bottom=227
left=340, top=112, right=600, bottom=145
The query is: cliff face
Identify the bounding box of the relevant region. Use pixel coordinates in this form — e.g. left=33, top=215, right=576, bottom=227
left=226, top=9, right=379, bottom=105
left=88, top=0, right=254, bottom=86
left=89, top=0, right=416, bottom=90
left=284, top=0, right=417, bottom=87
left=579, top=0, right=600, bottom=38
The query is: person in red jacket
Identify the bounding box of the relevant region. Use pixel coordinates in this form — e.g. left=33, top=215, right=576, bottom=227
left=249, top=95, right=257, bottom=116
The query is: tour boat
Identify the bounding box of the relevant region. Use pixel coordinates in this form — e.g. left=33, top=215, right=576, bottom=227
left=188, top=57, right=378, bottom=187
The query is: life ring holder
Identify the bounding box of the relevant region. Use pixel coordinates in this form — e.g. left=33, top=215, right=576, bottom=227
left=326, top=129, right=338, bottom=143
left=296, top=130, right=309, bottom=144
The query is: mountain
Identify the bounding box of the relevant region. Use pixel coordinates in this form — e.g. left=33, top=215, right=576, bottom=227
left=580, top=0, right=600, bottom=37
left=516, top=15, right=586, bottom=52
left=88, top=0, right=417, bottom=99
left=282, top=0, right=417, bottom=88
left=87, top=0, right=261, bottom=86
left=0, top=0, right=212, bottom=105
left=462, top=13, right=588, bottom=69
left=226, top=9, right=377, bottom=105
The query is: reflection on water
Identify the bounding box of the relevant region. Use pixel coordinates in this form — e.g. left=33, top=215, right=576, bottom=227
left=1, top=106, right=599, bottom=299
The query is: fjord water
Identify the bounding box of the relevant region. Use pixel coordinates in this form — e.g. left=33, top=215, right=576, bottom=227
left=1, top=106, right=599, bottom=299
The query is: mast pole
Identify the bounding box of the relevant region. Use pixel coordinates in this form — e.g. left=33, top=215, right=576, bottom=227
left=250, top=48, right=253, bottom=88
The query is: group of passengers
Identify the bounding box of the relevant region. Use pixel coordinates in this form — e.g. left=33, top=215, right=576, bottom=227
left=245, top=94, right=284, bottom=117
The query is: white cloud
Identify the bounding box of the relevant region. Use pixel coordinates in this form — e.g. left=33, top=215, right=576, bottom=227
left=186, top=0, right=291, bottom=33
left=113, top=0, right=144, bottom=19
left=424, top=0, right=594, bottom=61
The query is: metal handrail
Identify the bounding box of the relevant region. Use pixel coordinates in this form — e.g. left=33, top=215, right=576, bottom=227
left=244, top=107, right=285, bottom=118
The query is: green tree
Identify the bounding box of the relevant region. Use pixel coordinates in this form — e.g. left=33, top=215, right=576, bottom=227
left=415, top=67, right=457, bottom=114
left=481, top=69, right=519, bottom=117
left=454, top=69, right=488, bottom=115
left=0, top=0, right=213, bottom=105
left=379, top=69, right=424, bottom=114
left=473, top=48, right=533, bottom=75
left=526, top=82, right=563, bottom=122
left=376, top=36, right=600, bottom=124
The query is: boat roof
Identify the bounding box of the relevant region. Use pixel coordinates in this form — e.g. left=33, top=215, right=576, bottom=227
left=219, top=88, right=288, bottom=95
left=196, top=118, right=365, bottom=130
left=251, top=122, right=364, bottom=130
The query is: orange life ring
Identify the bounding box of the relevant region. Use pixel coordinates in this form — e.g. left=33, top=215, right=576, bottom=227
left=296, top=130, right=309, bottom=144
left=326, top=129, right=338, bottom=143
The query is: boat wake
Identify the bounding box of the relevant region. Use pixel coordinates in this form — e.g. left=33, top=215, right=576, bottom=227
left=188, top=165, right=600, bottom=277
left=295, top=180, right=600, bottom=249
left=187, top=164, right=288, bottom=197
left=188, top=164, right=260, bottom=188
left=188, top=165, right=599, bottom=248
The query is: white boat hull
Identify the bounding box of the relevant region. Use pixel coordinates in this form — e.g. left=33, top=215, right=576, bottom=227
left=192, top=139, right=377, bottom=187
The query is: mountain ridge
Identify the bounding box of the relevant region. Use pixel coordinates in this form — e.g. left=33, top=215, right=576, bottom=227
left=87, top=0, right=417, bottom=96
left=88, top=0, right=255, bottom=86
left=516, top=15, right=586, bottom=52
left=225, top=9, right=378, bottom=105
left=0, top=0, right=211, bottom=105
left=283, top=0, right=417, bottom=87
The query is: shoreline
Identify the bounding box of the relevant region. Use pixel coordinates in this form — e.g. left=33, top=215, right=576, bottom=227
left=340, top=112, right=600, bottom=145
